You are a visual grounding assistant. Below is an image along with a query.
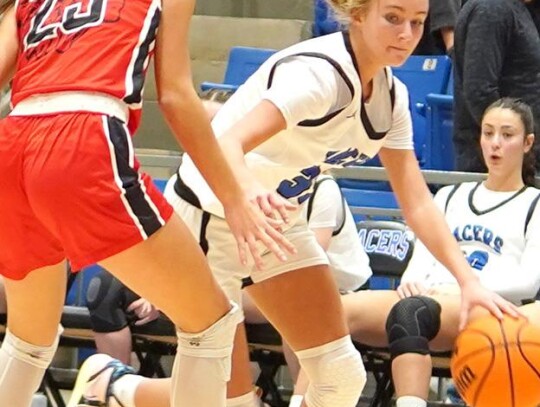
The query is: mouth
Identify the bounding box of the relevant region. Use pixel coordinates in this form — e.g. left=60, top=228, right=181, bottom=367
left=389, top=46, right=409, bottom=52
left=488, top=154, right=502, bottom=163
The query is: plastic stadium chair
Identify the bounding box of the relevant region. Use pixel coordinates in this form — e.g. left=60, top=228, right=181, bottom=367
left=200, top=46, right=277, bottom=92
left=392, top=55, right=452, bottom=168
left=424, top=94, right=455, bottom=171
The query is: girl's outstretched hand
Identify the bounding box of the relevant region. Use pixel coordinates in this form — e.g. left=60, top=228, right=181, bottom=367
left=223, top=189, right=297, bottom=270
left=458, top=278, right=523, bottom=331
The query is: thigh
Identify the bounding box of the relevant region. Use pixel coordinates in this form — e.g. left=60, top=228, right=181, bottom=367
left=99, top=215, right=231, bottom=334
left=341, top=290, right=400, bottom=347
left=246, top=265, right=347, bottom=351
left=4, top=261, right=67, bottom=345
left=427, top=294, right=461, bottom=352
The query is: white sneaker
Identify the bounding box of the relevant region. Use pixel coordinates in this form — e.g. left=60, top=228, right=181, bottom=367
left=67, top=354, right=136, bottom=407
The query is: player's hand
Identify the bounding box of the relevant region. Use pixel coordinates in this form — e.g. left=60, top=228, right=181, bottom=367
left=396, top=281, right=428, bottom=299
left=223, top=191, right=297, bottom=270
left=127, top=298, right=160, bottom=326
left=458, top=279, right=523, bottom=331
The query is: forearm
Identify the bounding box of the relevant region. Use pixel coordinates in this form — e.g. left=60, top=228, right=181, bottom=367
left=218, top=135, right=256, bottom=191
left=402, top=193, right=477, bottom=287
left=159, top=92, right=242, bottom=206
left=0, top=6, right=17, bottom=89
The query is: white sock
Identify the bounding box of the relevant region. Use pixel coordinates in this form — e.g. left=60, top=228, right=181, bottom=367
left=289, top=394, right=304, bottom=407
left=0, top=329, right=59, bottom=407
left=110, top=374, right=144, bottom=407
left=396, top=395, right=428, bottom=407
left=227, top=391, right=259, bottom=407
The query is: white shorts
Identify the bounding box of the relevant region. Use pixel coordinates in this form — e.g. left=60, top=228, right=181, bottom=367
left=164, top=175, right=329, bottom=305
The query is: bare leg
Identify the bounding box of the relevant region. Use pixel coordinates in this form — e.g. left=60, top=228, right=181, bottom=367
left=0, top=261, right=66, bottom=407
left=392, top=294, right=461, bottom=401
left=94, top=328, right=133, bottom=365
left=247, top=266, right=362, bottom=407
left=99, top=216, right=237, bottom=407
left=100, top=216, right=231, bottom=332
left=246, top=267, right=348, bottom=350
left=341, top=290, right=401, bottom=346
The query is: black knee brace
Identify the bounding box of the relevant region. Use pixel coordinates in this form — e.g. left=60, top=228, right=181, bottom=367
left=385, top=296, right=442, bottom=359
left=86, top=270, right=140, bottom=333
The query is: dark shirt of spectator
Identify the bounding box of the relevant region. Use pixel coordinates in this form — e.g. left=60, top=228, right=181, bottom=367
left=453, top=0, right=540, bottom=172
left=414, top=0, right=460, bottom=55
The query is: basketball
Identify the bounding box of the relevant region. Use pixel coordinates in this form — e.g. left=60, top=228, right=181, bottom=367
left=451, top=315, right=540, bottom=407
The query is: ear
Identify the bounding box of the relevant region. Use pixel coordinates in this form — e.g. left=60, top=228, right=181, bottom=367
left=524, top=133, right=535, bottom=153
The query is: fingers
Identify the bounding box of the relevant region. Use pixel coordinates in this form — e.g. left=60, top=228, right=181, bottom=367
left=256, top=195, right=276, bottom=219
left=236, top=239, right=248, bottom=266
left=493, top=295, right=523, bottom=319
left=396, top=286, right=406, bottom=299
left=268, top=194, right=296, bottom=224
left=126, top=298, right=144, bottom=313
left=458, top=303, right=468, bottom=331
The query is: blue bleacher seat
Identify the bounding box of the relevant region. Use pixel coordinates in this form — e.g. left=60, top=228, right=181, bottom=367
left=392, top=55, right=452, bottom=168
left=424, top=94, right=454, bottom=171
left=200, top=46, right=277, bottom=93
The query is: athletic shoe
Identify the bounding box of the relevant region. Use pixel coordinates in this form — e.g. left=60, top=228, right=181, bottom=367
left=67, top=354, right=136, bottom=407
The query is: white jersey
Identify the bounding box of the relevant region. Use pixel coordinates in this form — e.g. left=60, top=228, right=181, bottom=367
left=304, top=176, right=372, bottom=291
left=403, top=182, right=540, bottom=304
left=179, top=31, right=413, bottom=218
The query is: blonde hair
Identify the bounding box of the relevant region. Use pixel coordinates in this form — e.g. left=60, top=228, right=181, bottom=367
left=0, top=0, right=15, bottom=15
left=325, top=0, right=373, bottom=22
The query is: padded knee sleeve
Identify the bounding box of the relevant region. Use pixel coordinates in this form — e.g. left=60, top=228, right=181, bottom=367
left=176, top=302, right=243, bottom=377
left=2, top=327, right=61, bottom=369
left=0, top=327, right=62, bottom=407
left=385, top=296, right=442, bottom=359
left=296, top=336, right=366, bottom=407
left=171, top=303, right=243, bottom=407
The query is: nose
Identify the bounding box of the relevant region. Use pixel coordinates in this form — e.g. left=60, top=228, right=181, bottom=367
left=398, top=22, right=414, bottom=42
left=491, top=133, right=502, bottom=148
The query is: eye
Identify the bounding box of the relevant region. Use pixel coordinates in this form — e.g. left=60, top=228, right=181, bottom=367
left=411, top=19, right=425, bottom=28
left=482, top=130, right=493, bottom=137
left=502, top=132, right=513, bottom=139
left=385, top=13, right=402, bottom=25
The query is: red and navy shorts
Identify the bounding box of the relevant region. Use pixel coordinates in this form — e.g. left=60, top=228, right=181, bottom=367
left=0, top=112, right=173, bottom=280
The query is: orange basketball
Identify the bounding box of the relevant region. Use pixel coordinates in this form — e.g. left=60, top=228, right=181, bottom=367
left=451, top=315, right=540, bottom=407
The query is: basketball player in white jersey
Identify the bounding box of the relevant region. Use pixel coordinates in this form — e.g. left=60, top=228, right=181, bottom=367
left=340, top=98, right=540, bottom=407
left=69, top=0, right=520, bottom=406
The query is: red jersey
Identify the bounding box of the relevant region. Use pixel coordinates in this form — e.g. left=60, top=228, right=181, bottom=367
left=12, top=0, right=161, bottom=132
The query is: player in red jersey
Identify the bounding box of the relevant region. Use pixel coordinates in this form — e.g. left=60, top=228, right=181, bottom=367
left=0, top=1, right=294, bottom=406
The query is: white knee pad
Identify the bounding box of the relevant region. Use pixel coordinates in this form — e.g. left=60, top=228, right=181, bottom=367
left=176, top=301, right=242, bottom=379
left=2, top=326, right=62, bottom=369
left=296, top=336, right=366, bottom=407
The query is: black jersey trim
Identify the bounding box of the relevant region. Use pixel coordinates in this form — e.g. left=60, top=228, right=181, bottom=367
left=306, top=177, right=346, bottom=236
left=174, top=171, right=202, bottom=209
left=468, top=182, right=528, bottom=216
left=124, top=6, right=161, bottom=105
left=524, top=192, right=540, bottom=236
left=444, top=183, right=462, bottom=214
left=266, top=51, right=355, bottom=127
left=105, top=117, right=163, bottom=237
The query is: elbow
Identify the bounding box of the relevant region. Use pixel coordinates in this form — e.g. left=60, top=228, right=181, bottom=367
left=157, top=84, right=197, bottom=117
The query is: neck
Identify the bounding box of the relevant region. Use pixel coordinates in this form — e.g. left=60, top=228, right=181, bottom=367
left=349, top=25, right=384, bottom=99
left=483, top=172, right=525, bottom=192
